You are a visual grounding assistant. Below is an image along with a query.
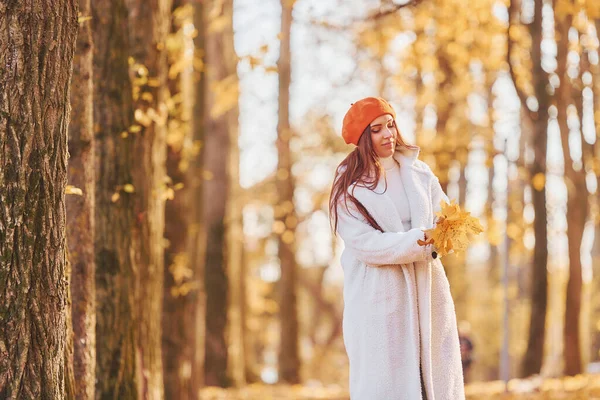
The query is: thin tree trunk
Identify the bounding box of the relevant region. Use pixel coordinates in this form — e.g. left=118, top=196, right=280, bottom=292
left=412, top=24, right=426, bottom=149
left=592, top=21, right=600, bottom=205
left=226, top=54, right=246, bottom=387
left=163, top=123, right=197, bottom=399
left=486, top=81, right=499, bottom=278
left=0, top=1, right=79, bottom=398
left=521, top=0, right=549, bottom=377
left=589, top=25, right=600, bottom=363
left=555, top=8, right=586, bottom=374
left=125, top=0, right=172, bottom=397
left=67, top=1, right=96, bottom=398
left=277, top=0, right=301, bottom=384
left=242, top=247, right=261, bottom=384
left=162, top=2, right=205, bottom=399
left=190, top=0, right=207, bottom=391
left=577, top=51, right=594, bottom=371
left=458, top=164, right=467, bottom=208
left=65, top=255, right=76, bottom=400
left=92, top=0, right=139, bottom=397
left=203, top=0, right=236, bottom=387
left=562, top=137, right=587, bottom=376
left=434, top=48, right=455, bottom=193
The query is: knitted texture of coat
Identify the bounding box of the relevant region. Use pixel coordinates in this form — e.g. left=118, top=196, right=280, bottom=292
left=336, top=147, right=465, bottom=400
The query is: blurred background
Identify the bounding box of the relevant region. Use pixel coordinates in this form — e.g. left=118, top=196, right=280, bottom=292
left=63, top=0, right=600, bottom=398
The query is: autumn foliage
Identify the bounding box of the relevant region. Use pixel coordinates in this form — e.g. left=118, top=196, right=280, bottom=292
left=421, top=200, right=484, bottom=257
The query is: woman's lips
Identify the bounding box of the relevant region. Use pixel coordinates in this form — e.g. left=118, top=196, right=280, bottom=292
left=382, top=142, right=394, bottom=148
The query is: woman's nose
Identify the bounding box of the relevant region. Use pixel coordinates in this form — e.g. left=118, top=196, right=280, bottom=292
left=383, top=129, right=393, bottom=138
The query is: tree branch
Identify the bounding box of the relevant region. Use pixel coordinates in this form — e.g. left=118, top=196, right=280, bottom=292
left=368, top=0, right=424, bottom=20
left=297, top=0, right=424, bottom=31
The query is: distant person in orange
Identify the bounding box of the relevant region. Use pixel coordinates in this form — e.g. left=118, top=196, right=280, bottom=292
left=329, top=97, right=465, bottom=400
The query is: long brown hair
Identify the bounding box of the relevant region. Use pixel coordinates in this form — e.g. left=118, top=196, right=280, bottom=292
left=329, top=121, right=413, bottom=233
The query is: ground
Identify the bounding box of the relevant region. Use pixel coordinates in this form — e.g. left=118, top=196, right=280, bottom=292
left=198, top=374, right=600, bottom=399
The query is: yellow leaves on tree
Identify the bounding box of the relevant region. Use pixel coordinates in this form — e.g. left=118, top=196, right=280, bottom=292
left=586, top=0, right=600, bottom=19
left=424, top=200, right=484, bottom=257
left=208, top=0, right=231, bottom=34
left=554, top=0, right=600, bottom=20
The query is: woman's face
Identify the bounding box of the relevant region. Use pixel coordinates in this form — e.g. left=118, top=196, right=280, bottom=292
left=369, top=114, right=397, bottom=158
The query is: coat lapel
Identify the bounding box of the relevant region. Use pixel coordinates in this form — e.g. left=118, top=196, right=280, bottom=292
left=394, top=148, right=432, bottom=230
left=350, top=145, right=433, bottom=234
left=395, top=147, right=436, bottom=398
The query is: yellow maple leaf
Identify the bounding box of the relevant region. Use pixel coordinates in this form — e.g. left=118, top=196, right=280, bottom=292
left=424, top=200, right=484, bottom=257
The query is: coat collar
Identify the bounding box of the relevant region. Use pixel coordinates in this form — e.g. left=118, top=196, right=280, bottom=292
left=349, top=145, right=432, bottom=233
left=392, top=144, right=420, bottom=166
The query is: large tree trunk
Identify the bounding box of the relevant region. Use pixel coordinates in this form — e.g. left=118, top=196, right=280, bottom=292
left=162, top=2, right=206, bottom=399
left=521, top=0, right=549, bottom=377
left=92, top=1, right=140, bottom=397
left=125, top=0, right=172, bottom=397
left=0, top=1, right=79, bottom=398
left=277, top=0, right=301, bottom=384
left=555, top=7, right=586, bottom=375
left=203, top=0, right=236, bottom=387
left=67, top=0, right=96, bottom=398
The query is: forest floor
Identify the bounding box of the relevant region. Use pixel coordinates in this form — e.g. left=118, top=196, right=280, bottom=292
left=198, top=374, right=600, bottom=399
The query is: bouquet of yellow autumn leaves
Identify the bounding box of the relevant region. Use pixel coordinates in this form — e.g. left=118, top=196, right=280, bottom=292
left=418, top=200, right=484, bottom=258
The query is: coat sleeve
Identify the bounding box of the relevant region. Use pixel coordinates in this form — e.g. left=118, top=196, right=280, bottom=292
left=336, top=200, right=432, bottom=266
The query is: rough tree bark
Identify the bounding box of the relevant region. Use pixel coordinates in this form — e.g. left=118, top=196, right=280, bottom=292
left=92, top=0, right=139, bottom=397
left=203, top=0, right=236, bottom=387
left=277, top=0, right=301, bottom=384
left=521, top=0, right=550, bottom=377
left=67, top=0, right=96, bottom=398
left=0, top=1, right=79, bottom=398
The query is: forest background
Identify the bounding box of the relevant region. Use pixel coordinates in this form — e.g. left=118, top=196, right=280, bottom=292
left=2, top=0, right=600, bottom=398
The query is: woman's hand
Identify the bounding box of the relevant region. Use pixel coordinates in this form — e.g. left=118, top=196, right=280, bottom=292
left=417, top=230, right=435, bottom=246
left=424, top=230, right=433, bottom=242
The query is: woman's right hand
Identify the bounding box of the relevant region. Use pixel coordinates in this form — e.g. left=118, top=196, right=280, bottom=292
left=418, top=230, right=434, bottom=246
left=423, top=230, right=433, bottom=242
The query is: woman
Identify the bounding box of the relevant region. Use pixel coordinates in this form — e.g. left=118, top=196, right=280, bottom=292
left=330, top=97, right=465, bottom=400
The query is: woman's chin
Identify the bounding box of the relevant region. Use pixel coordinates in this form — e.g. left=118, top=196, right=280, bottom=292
left=378, top=148, right=394, bottom=158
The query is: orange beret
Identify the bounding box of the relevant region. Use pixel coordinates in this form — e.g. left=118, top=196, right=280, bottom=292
left=342, top=97, right=396, bottom=145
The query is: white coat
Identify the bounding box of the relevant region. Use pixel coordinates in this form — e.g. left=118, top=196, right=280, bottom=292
left=336, top=147, right=465, bottom=400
